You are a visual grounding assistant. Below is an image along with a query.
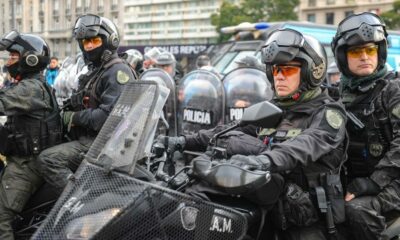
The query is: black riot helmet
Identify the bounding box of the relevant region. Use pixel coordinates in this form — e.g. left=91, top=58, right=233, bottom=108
left=331, top=12, right=388, bottom=77
left=261, top=28, right=327, bottom=92
left=73, top=14, right=120, bottom=63
left=0, top=30, right=50, bottom=78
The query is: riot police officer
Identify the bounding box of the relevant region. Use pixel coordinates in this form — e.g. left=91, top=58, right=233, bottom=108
left=36, top=14, right=135, bottom=195
left=155, top=51, right=181, bottom=84
left=124, top=48, right=143, bottom=76
left=161, top=29, right=347, bottom=239
left=0, top=31, right=62, bottom=240
left=332, top=12, right=400, bottom=240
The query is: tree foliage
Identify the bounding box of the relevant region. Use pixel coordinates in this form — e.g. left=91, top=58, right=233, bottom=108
left=265, top=0, right=299, bottom=21
left=380, top=0, right=400, bottom=30
left=211, top=0, right=300, bottom=43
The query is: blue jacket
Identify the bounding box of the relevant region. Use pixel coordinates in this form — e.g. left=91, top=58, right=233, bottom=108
left=45, top=67, right=59, bottom=86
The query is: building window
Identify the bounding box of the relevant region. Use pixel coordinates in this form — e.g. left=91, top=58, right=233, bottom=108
left=345, top=11, right=354, bottom=17
left=54, top=0, right=59, bottom=10
left=326, top=0, right=335, bottom=5
left=326, top=12, right=334, bottom=25
left=307, top=14, right=316, bottom=23
left=308, top=0, right=316, bottom=7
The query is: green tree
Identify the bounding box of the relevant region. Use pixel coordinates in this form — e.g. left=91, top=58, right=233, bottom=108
left=211, top=0, right=299, bottom=43
left=265, top=0, right=299, bottom=21
left=380, top=0, right=400, bottom=30
left=211, top=1, right=253, bottom=42
left=240, top=0, right=269, bottom=22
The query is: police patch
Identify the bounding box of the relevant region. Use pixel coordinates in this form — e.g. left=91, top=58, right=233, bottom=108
left=392, top=103, right=400, bottom=119
left=325, top=109, right=343, bottom=129
left=117, top=70, right=130, bottom=84
left=369, top=143, right=384, bottom=157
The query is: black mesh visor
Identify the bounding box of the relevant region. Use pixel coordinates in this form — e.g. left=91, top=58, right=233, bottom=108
left=336, top=12, right=387, bottom=45
left=73, top=14, right=102, bottom=39
left=261, top=29, right=322, bottom=65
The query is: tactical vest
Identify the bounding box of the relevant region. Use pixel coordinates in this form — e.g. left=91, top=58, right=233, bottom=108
left=257, top=105, right=344, bottom=191
left=6, top=80, right=62, bottom=156
left=258, top=103, right=346, bottom=225
left=344, top=79, right=392, bottom=179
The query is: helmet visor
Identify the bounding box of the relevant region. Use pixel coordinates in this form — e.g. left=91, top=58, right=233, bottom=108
left=73, top=14, right=102, bottom=39
left=337, top=12, right=387, bottom=45
left=261, top=29, right=304, bottom=64
left=338, top=12, right=384, bottom=33
left=0, top=30, right=20, bottom=51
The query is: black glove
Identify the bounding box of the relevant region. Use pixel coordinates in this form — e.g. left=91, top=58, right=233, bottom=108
left=228, top=154, right=271, bottom=171
left=156, top=136, right=186, bottom=154
left=347, top=177, right=381, bottom=197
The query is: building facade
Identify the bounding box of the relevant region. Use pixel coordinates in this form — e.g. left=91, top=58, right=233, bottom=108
left=0, top=0, right=123, bottom=60
left=298, top=0, right=395, bottom=26
left=123, top=0, right=235, bottom=45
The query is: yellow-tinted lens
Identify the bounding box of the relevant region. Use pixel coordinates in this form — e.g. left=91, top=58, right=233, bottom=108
left=82, top=36, right=102, bottom=49
left=272, top=65, right=301, bottom=77
left=347, top=45, right=378, bottom=58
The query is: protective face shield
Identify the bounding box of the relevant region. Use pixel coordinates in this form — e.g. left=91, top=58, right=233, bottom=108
left=73, top=14, right=120, bottom=63
left=222, top=68, right=273, bottom=123
left=125, top=49, right=143, bottom=68
left=177, top=70, right=223, bottom=135
left=234, top=55, right=263, bottom=70
left=0, top=30, right=50, bottom=78
left=261, top=28, right=327, bottom=92
left=140, top=68, right=177, bottom=136
left=331, top=12, right=387, bottom=77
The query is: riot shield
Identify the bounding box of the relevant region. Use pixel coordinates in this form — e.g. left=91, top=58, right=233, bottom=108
left=140, top=68, right=178, bottom=136
left=177, top=69, right=224, bottom=135
left=32, top=81, right=247, bottom=240
left=222, top=67, right=273, bottom=123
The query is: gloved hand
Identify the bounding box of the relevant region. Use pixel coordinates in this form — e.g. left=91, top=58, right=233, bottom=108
left=155, top=136, right=186, bottom=154
left=62, top=111, right=75, bottom=132
left=347, top=177, right=381, bottom=197
left=228, top=154, right=271, bottom=171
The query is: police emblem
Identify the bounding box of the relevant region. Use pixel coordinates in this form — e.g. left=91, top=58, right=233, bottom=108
left=392, top=103, right=400, bottom=119
left=369, top=143, right=383, bottom=157
left=117, top=70, right=130, bottom=84
left=325, top=109, right=343, bottom=129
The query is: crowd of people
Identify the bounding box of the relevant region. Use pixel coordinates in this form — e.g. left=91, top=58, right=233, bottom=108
left=0, top=11, right=398, bottom=240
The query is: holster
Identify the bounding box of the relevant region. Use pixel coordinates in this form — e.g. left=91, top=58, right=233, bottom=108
left=272, top=183, right=319, bottom=230
left=64, top=90, right=85, bottom=111
left=8, top=133, right=34, bottom=156
left=319, top=173, right=346, bottom=224
left=0, top=126, right=9, bottom=155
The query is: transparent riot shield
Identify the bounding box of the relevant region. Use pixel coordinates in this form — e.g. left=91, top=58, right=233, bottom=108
left=140, top=68, right=178, bottom=136
left=32, top=81, right=248, bottom=240
left=177, top=70, right=224, bottom=135
left=222, top=68, right=273, bottom=123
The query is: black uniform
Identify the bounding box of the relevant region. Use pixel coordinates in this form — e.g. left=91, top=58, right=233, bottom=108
left=0, top=74, right=61, bottom=240
left=185, top=90, right=347, bottom=239
left=36, top=53, right=134, bottom=194
left=343, top=74, right=400, bottom=240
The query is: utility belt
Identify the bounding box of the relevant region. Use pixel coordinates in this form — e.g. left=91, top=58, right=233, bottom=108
left=1, top=122, right=62, bottom=157
left=273, top=172, right=345, bottom=237
left=7, top=132, right=40, bottom=156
